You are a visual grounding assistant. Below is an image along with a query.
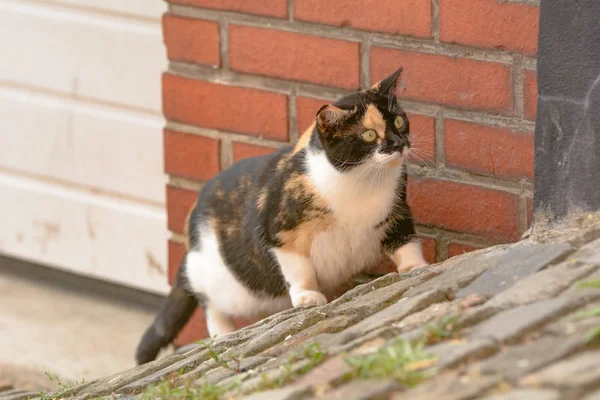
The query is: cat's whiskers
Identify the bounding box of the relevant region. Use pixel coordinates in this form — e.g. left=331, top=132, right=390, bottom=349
left=409, top=148, right=436, bottom=167
left=352, top=158, right=380, bottom=195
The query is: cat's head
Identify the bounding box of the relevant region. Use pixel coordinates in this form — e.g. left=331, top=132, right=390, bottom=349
left=313, top=67, right=410, bottom=171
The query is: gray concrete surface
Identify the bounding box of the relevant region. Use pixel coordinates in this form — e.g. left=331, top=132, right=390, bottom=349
left=0, top=255, right=165, bottom=391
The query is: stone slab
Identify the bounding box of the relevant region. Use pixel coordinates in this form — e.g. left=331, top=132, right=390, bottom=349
left=481, top=389, right=561, bottom=400
left=470, top=297, right=576, bottom=343
left=391, top=372, right=499, bottom=400
left=521, top=351, right=600, bottom=395
left=478, top=334, right=587, bottom=382
left=428, top=338, right=498, bottom=370
left=583, top=388, right=600, bottom=400
left=334, top=289, right=451, bottom=345
left=457, top=242, right=573, bottom=298
left=310, top=379, right=402, bottom=400
left=486, top=259, right=598, bottom=310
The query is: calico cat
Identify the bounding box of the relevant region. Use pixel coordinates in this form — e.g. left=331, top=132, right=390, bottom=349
left=135, top=67, right=428, bottom=364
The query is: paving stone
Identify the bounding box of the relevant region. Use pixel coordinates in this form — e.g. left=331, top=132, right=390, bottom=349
left=325, top=273, right=401, bottom=307
left=193, top=355, right=269, bottom=385
left=293, top=355, right=353, bottom=388
left=394, top=295, right=487, bottom=334
left=234, top=359, right=315, bottom=396
left=261, top=316, right=352, bottom=360
left=478, top=334, right=587, bottom=382
left=563, top=267, right=600, bottom=298
left=543, top=299, right=600, bottom=336
left=322, top=277, right=420, bottom=321
left=469, top=297, right=578, bottom=344
left=309, top=378, right=402, bottom=400
left=583, top=388, right=600, bottom=400
left=572, top=237, right=600, bottom=265
left=457, top=242, right=573, bottom=299
left=390, top=371, right=500, bottom=400
left=428, top=338, right=498, bottom=370
left=405, top=245, right=511, bottom=298
left=240, top=384, right=312, bottom=400
left=521, top=351, right=600, bottom=396
left=115, top=350, right=213, bottom=395
left=333, top=289, right=452, bottom=346
left=481, top=388, right=561, bottom=400
left=72, top=353, right=187, bottom=399
left=0, top=390, right=39, bottom=400
left=233, top=309, right=328, bottom=358
left=485, top=259, right=598, bottom=310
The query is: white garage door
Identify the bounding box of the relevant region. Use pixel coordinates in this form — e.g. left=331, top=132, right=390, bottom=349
left=0, top=0, right=170, bottom=295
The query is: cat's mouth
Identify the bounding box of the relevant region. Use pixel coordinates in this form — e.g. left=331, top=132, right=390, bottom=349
left=374, top=151, right=404, bottom=167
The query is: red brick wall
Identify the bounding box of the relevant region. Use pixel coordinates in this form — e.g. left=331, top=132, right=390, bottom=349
left=161, top=0, right=539, bottom=345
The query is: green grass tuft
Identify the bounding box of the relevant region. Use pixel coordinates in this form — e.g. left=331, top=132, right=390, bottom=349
left=344, top=338, right=437, bottom=387
left=257, top=342, right=327, bottom=390
left=140, top=370, right=239, bottom=400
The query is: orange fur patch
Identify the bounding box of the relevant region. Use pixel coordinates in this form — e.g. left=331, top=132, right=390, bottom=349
left=257, top=187, right=268, bottom=211
left=183, top=199, right=198, bottom=250
left=294, top=123, right=315, bottom=154
left=362, top=105, right=386, bottom=142
left=278, top=215, right=335, bottom=256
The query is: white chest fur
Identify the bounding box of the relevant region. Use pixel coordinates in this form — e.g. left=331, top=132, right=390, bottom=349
left=305, top=152, right=402, bottom=290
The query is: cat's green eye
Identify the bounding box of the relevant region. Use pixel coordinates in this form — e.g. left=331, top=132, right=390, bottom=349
left=394, top=116, right=404, bottom=129
left=361, top=130, right=377, bottom=143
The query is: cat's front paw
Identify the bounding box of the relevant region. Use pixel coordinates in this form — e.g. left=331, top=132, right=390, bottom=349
left=398, top=261, right=429, bottom=274
left=292, top=290, right=328, bottom=307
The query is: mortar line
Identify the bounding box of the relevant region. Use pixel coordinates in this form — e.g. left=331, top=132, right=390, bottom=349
left=288, top=85, right=299, bottom=143
left=219, top=136, right=234, bottom=170
left=167, top=62, right=536, bottom=133
left=287, top=0, right=294, bottom=21
left=518, top=195, right=530, bottom=234
left=219, top=17, right=229, bottom=70
left=513, top=54, right=525, bottom=118
left=169, top=4, right=516, bottom=64
left=434, top=108, right=445, bottom=166
left=165, top=121, right=289, bottom=148
left=431, top=0, right=440, bottom=41
left=168, top=175, right=204, bottom=192
left=360, top=37, right=372, bottom=89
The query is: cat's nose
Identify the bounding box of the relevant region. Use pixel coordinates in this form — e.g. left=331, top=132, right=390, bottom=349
left=387, top=137, right=403, bottom=152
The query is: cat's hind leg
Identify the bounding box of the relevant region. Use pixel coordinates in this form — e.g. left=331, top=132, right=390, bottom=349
left=205, top=304, right=236, bottom=338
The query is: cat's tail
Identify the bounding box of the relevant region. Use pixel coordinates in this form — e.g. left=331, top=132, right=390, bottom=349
left=135, top=264, right=198, bottom=365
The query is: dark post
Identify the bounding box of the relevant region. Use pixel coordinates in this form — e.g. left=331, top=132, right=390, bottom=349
left=533, top=0, right=600, bottom=226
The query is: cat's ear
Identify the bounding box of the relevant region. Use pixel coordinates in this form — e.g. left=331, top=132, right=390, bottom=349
left=371, top=66, right=403, bottom=96
left=316, top=104, right=350, bottom=135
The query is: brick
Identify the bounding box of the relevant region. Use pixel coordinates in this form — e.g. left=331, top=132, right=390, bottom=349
left=440, top=0, right=539, bottom=55
left=444, top=120, right=534, bottom=179
left=297, top=96, right=327, bottom=134
left=229, top=26, right=360, bottom=89
left=163, top=15, right=219, bottom=66
left=169, top=0, right=287, bottom=18
left=524, top=70, right=538, bottom=120
left=166, top=185, right=198, bottom=234
left=294, top=0, right=431, bottom=38
left=163, top=74, right=289, bottom=141
left=174, top=308, right=209, bottom=347
left=408, top=114, right=435, bottom=165
left=420, top=236, right=437, bottom=264
left=232, top=142, right=277, bottom=162
left=448, top=242, right=481, bottom=258
left=168, top=240, right=186, bottom=285
left=408, top=178, right=520, bottom=241
left=164, top=129, right=220, bottom=181
left=371, top=48, right=512, bottom=113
